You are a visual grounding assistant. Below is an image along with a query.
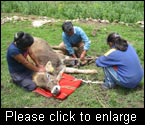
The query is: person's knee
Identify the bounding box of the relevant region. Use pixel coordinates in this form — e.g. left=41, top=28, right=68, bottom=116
left=21, top=79, right=36, bottom=91
left=24, top=84, right=36, bottom=91
left=59, top=42, right=65, bottom=49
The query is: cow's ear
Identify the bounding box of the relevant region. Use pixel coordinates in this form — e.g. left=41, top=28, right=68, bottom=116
left=45, top=61, right=54, bottom=73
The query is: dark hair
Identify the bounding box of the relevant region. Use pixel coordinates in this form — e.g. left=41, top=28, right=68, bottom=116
left=107, top=32, right=128, bottom=51
left=62, top=21, right=73, bottom=33
left=14, top=31, right=34, bottom=50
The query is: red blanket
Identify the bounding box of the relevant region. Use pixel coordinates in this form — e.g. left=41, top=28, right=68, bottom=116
left=33, top=73, right=82, bottom=100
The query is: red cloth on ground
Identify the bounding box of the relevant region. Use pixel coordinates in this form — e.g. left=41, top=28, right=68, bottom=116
left=33, top=73, right=82, bottom=100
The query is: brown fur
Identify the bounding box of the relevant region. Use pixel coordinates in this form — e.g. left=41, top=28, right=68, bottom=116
left=28, top=37, right=63, bottom=93
left=28, top=37, right=97, bottom=94
left=30, top=37, right=62, bottom=70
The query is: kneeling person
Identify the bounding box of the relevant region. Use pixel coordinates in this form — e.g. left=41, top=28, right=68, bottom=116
left=6, top=31, right=46, bottom=91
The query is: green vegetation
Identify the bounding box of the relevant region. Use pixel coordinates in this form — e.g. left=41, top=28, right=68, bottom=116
left=1, top=1, right=144, bottom=108
left=1, top=1, right=144, bottom=23
left=1, top=17, right=144, bottom=108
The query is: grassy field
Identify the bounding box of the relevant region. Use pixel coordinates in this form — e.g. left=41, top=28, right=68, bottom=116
left=1, top=1, right=144, bottom=23
left=1, top=13, right=144, bottom=108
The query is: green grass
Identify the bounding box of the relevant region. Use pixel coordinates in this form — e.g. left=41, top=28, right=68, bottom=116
left=1, top=14, right=144, bottom=108
left=1, top=1, right=144, bottom=23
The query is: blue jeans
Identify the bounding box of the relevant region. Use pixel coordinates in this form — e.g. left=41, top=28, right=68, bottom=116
left=103, top=67, right=121, bottom=88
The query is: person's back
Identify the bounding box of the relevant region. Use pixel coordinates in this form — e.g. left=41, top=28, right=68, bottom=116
left=7, top=42, right=29, bottom=74
left=96, top=32, right=144, bottom=89
left=99, top=44, right=143, bottom=88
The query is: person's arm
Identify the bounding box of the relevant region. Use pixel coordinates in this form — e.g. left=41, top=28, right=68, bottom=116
left=28, top=48, right=43, bottom=67
left=62, top=33, right=76, bottom=56
left=71, top=53, right=77, bottom=58
left=13, top=54, right=45, bottom=72
left=79, top=27, right=91, bottom=60
left=96, top=49, right=118, bottom=67
left=80, top=50, right=87, bottom=61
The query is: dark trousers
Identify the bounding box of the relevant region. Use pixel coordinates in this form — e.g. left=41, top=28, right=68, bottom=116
left=10, top=70, right=36, bottom=91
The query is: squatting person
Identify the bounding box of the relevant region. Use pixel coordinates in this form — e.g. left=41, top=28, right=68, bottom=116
left=59, top=21, right=91, bottom=65
left=95, top=32, right=144, bottom=89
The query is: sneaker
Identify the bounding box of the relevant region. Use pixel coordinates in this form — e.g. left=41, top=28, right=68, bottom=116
left=101, top=83, right=114, bottom=90
left=100, top=83, right=110, bottom=90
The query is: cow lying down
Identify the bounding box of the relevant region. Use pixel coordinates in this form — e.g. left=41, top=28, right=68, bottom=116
left=27, top=37, right=98, bottom=96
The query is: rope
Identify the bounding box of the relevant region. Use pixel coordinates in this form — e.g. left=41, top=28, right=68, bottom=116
left=81, top=79, right=103, bottom=84
left=84, top=77, right=108, bottom=108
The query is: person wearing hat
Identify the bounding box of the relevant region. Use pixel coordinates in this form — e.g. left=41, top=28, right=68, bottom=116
left=59, top=21, right=91, bottom=65
left=6, top=31, right=46, bottom=91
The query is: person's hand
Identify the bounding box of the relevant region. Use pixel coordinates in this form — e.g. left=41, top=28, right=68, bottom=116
left=80, top=50, right=86, bottom=61
left=38, top=66, right=46, bottom=72
left=72, top=54, right=77, bottom=59
left=37, top=64, right=44, bottom=68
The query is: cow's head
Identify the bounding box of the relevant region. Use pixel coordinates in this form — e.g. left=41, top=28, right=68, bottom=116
left=32, top=61, right=61, bottom=96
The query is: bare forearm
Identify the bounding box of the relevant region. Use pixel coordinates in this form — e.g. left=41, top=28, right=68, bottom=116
left=23, top=60, right=46, bottom=72
left=80, top=50, right=87, bottom=60
left=29, top=54, right=39, bottom=66
left=14, top=54, right=39, bottom=72
left=82, top=50, right=86, bottom=56
left=28, top=49, right=41, bottom=66
left=72, top=54, right=77, bottom=58
left=24, top=62, right=40, bottom=71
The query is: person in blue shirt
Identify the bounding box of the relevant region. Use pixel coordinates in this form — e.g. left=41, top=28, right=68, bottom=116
left=59, top=21, right=91, bottom=65
left=95, top=32, right=144, bottom=89
left=6, top=31, right=46, bottom=91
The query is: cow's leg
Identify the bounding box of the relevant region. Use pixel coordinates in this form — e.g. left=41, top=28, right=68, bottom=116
left=57, top=42, right=68, bottom=55
left=56, top=65, right=66, bottom=81
left=81, top=79, right=103, bottom=84
left=64, top=67, right=98, bottom=74
left=55, top=66, right=98, bottom=84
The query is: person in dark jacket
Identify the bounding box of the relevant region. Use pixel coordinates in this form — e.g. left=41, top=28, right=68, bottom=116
left=6, top=31, right=45, bottom=91
left=96, top=32, right=144, bottom=89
